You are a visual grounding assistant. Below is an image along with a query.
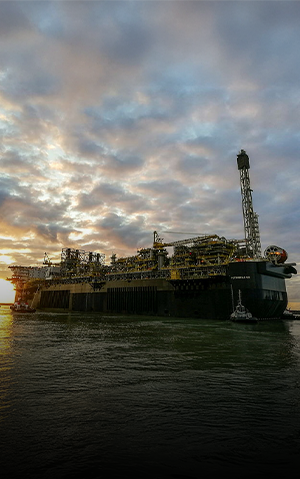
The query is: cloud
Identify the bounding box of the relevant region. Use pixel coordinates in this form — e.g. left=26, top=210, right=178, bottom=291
left=0, top=2, right=32, bottom=37
left=78, top=181, right=148, bottom=215
left=0, top=0, right=299, bottom=302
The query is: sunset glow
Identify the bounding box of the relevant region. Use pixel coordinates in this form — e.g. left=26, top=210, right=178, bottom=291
left=0, top=279, right=15, bottom=303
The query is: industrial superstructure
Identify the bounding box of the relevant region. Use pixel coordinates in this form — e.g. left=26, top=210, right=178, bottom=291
left=9, top=151, right=296, bottom=320
left=237, top=149, right=262, bottom=258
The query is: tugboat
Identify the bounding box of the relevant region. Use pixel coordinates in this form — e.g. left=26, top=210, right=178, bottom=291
left=10, top=300, right=36, bottom=313
left=230, top=290, right=258, bottom=323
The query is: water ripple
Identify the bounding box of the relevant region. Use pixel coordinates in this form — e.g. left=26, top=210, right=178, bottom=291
left=1, top=309, right=300, bottom=477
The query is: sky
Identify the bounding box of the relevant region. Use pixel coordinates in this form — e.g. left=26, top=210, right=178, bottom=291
left=0, top=0, right=299, bottom=306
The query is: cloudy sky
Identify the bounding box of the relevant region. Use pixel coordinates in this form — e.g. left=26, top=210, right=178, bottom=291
left=0, top=0, right=299, bottom=304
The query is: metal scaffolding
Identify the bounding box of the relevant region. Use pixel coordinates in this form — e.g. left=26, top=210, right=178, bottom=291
left=60, top=247, right=105, bottom=276
left=237, top=149, right=262, bottom=258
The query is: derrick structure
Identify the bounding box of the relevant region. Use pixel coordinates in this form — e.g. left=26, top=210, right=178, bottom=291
left=237, top=150, right=262, bottom=258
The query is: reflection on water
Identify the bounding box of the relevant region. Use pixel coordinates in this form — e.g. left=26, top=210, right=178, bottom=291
left=0, top=306, right=13, bottom=352
left=0, top=306, right=14, bottom=420
left=1, top=308, right=300, bottom=477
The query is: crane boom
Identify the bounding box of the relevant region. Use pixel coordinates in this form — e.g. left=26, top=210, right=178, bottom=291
left=153, top=231, right=233, bottom=248
left=162, top=234, right=219, bottom=248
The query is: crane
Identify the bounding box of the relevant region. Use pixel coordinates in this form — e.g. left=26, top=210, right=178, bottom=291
left=43, top=252, right=52, bottom=265
left=153, top=231, right=225, bottom=249
left=43, top=253, right=60, bottom=266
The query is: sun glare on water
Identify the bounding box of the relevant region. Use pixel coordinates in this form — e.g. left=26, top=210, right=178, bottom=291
left=0, top=279, right=15, bottom=303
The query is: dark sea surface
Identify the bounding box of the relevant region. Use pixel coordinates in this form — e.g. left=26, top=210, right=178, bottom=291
left=1, top=306, right=300, bottom=478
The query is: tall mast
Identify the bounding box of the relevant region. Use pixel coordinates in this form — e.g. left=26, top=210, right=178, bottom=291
left=237, top=149, right=262, bottom=258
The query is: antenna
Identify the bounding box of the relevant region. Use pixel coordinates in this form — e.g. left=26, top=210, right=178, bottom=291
left=237, top=150, right=262, bottom=258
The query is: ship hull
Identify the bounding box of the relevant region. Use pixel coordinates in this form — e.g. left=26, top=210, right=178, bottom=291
left=33, top=261, right=291, bottom=320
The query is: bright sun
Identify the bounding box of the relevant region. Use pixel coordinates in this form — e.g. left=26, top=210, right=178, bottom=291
left=0, top=279, right=15, bottom=303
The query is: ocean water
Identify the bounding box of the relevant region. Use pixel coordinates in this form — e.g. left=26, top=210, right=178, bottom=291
left=1, top=306, right=300, bottom=478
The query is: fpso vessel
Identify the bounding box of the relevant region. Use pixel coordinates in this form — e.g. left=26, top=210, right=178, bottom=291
left=28, top=150, right=296, bottom=319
